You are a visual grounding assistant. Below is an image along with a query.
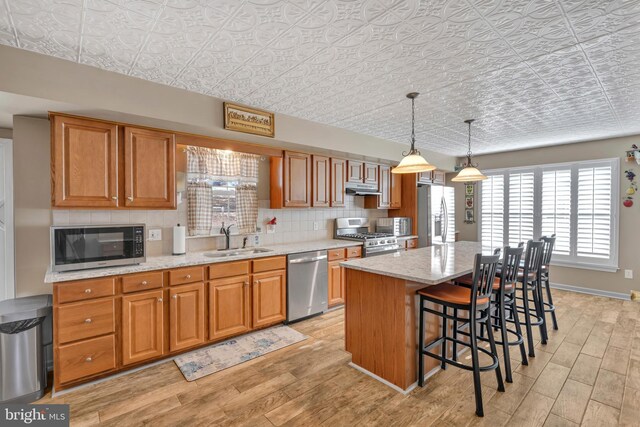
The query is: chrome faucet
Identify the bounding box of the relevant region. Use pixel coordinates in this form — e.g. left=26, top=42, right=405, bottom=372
left=220, top=223, right=235, bottom=250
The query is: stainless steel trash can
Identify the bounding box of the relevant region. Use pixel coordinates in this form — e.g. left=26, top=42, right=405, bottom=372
left=0, top=294, right=52, bottom=403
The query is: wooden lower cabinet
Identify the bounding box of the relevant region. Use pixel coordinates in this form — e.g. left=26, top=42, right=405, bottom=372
left=252, top=270, right=286, bottom=328
left=209, top=275, right=251, bottom=340
left=56, top=335, right=117, bottom=385
left=328, top=260, right=345, bottom=307
left=170, top=282, right=206, bottom=352
left=121, top=290, right=164, bottom=366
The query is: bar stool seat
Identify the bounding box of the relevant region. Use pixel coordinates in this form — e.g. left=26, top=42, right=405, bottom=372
left=454, top=274, right=514, bottom=293
left=418, top=283, right=490, bottom=306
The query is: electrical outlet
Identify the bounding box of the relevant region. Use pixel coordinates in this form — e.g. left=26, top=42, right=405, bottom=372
left=148, top=228, right=162, bottom=241
left=313, top=221, right=319, bottom=231
left=626, top=269, right=634, bottom=279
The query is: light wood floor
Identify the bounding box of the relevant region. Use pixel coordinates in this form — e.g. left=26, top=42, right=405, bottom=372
left=37, top=289, right=640, bottom=426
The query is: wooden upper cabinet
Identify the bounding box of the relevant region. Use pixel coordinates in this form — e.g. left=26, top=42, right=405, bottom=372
left=418, top=171, right=433, bottom=184
left=283, top=151, right=311, bottom=208
left=330, top=158, right=346, bottom=208
left=169, top=282, right=206, bottom=352
left=122, top=290, right=164, bottom=366
left=390, top=169, right=402, bottom=209
left=364, top=163, right=379, bottom=186
left=378, top=165, right=391, bottom=209
left=347, top=160, right=364, bottom=183
left=209, top=276, right=251, bottom=341
left=312, top=155, right=330, bottom=208
left=52, top=115, right=119, bottom=208
left=432, top=170, right=446, bottom=185
left=252, top=270, right=286, bottom=328
left=124, top=127, right=176, bottom=209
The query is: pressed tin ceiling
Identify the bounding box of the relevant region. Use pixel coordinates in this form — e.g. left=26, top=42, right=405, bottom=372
left=1, top=0, right=640, bottom=155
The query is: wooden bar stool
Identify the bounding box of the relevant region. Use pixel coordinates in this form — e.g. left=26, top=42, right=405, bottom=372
left=455, top=246, right=528, bottom=383
left=515, top=240, right=546, bottom=356
left=539, top=235, right=558, bottom=331
left=417, top=253, right=504, bottom=417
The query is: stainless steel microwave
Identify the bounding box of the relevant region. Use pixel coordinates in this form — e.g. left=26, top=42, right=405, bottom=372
left=51, top=224, right=145, bottom=272
left=376, top=217, right=412, bottom=237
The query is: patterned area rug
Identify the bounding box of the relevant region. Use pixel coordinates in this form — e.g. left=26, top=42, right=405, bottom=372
left=174, top=325, right=308, bottom=381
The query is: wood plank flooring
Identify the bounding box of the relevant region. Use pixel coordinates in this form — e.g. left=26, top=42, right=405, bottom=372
left=37, top=289, right=640, bottom=426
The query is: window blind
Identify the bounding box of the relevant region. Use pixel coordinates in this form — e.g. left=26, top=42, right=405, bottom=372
left=541, top=169, right=572, bottom=255
left=480, top=174, right=504, bottom=253
left=577, top=165, right=612, bottom=259
left=508, top=172, right=534, bottom=247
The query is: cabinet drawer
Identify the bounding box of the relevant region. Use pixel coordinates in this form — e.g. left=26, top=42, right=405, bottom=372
left=57, top=335, right=116, bottom=384
left=328, top=248, right=346, bottom=261
left=253, top=256, right=286, bottom=274
left=57, top=278, right=115, bottom=304
left=122, top=271, right=164, bottom=293
left=169, top=266, right=204, bottom=286
left=209, top=261, right=250, bottom=280
left=346, top=246, right=362, bottom=259
left=406, top=239, right=418, bottom=249
left=57, top=299, right=115, bottom=344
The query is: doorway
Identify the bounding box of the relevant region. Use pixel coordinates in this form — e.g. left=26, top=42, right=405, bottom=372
left=0, top=138, right=14, bottom=300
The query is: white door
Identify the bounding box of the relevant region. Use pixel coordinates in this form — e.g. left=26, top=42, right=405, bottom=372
left=0, top=139, right=14, bottom=300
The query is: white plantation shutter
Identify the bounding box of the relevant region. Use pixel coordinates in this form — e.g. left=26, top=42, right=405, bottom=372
left=481, top=175, right=504, bottom=253
left=577, top=165, right=612, bottom=259
left=541, top=169, right=572, bottom=255
left=479, top=158, right=618, bottom=272
left=508, top=172, right=534, bottom=247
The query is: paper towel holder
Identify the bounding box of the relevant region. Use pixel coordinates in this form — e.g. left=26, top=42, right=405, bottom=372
left=173, top=223, right=186, bottom=256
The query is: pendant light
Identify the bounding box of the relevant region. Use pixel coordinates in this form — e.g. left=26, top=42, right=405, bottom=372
left=391, top=92, right=436, bottom=174
left=452, top=119, right=487, bottom=182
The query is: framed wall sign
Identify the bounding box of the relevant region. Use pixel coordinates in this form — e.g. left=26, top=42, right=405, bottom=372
left=465, top=208, right=474, bottom=224
left=465, top=195, right=474, bottom=209
left=224, top=102, right=275, bottom=138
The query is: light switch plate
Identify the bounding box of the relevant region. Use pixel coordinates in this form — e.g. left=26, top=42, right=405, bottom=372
left=313, top=221, right=319, bottom=231
left=625, top=269, right=633, bottom=279
left=149, top=228, right=162, bottom=241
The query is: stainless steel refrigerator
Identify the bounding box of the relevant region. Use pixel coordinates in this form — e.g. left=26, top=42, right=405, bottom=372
left=417, top=184, right=455, bottom=247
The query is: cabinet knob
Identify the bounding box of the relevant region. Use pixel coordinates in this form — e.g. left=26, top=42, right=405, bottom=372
left=141, top=281, right=148, bottom=285
left=243, top=281, right=249, bottom=286
left=84, top=288, right=92, bottom=294
left=256, top=280, right=261, bottom=285
left=127, top=196, right=134, bottom=202
left=85, top=357, right=92, bottom=363
left=186, top=274, right=191, bottom=279
left=157, top=298, right=163, bottom=302
left=84, top=318, right=92, bottom=324
left=111, top=196, right=118, bottom=200
left=172, top=294, right=178, bottom=299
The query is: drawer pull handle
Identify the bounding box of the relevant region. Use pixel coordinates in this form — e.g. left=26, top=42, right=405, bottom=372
left=157, top=298, right=163, bottom=302
left=172, top=295, right=178, bottom=300
left=84, top=318, right=92, bottom=324
left=141, top=281, right=148, bottom=285
left=111, top=196, right=118, bottom=200
left=85, top=357, right=93, bottom=363
left=127, top=196, right=134, bottom=202
left=186, top=274, right=191, bottom=279
left=243, top=281, right=249, bottom=286
left=85, top=289, right=92, bottom=294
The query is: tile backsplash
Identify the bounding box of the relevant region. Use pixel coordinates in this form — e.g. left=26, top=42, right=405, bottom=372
left=51, top=195, right=388, bottom=257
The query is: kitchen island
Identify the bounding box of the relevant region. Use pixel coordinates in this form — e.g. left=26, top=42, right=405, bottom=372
left=341, top=241, right=482, bottom=393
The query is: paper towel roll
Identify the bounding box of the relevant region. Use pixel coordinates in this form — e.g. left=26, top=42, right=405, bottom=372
left=173, top=224, right=186, bottom=255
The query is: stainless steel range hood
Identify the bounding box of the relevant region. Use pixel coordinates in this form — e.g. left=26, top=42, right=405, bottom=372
left=345, top=182, right=381, bottom=196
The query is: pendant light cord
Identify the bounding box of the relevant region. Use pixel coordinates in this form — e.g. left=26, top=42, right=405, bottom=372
left=411, top=96, right=416, bottom=150
left=467, top=120, right=472, bottom=159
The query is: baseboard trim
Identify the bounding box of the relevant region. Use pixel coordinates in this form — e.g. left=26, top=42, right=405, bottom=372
left=550, top=282, right=629, bottom=301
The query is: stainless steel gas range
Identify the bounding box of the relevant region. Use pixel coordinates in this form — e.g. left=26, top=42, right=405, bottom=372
left=334, top=218, right=401, bottom=257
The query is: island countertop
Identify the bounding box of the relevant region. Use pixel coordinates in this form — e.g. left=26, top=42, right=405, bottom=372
left=341, top=241, right=483, bottom=285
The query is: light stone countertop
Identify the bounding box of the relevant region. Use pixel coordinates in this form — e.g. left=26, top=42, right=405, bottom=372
left=340, top=241, right=483, bottom=285
left=45, top=239, right=362, bottom=283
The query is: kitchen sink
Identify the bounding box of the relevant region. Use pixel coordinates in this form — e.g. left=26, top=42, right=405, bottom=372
left=203, top=248, right=272, bottom=258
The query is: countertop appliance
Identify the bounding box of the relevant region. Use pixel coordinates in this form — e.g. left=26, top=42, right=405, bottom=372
left=417, top=184, right=455, bottom=247
left=287, top=250, right=328, bottom=323
left=51, top=224, right=145, bottom=272
left=376, top=217, right=412, bottom=237
left=334, top=217, right=401, bottom=257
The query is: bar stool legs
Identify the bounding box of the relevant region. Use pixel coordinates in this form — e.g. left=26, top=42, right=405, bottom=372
left=543, top=277, right=559, bottom=330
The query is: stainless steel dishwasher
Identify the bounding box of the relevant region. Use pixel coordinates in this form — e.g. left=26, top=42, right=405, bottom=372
left=287, top=250, right=328, bottom=323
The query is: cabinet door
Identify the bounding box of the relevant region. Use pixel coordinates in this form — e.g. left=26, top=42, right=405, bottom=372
left=122, top=290, right=164, bottom=366
left=432, top=170, right=446, bottom=185
left=364, top=163, right=379, bottom=186
left=209, top=276, right=251, bottom=340
left=418, top=171, right=433, bottom=184
left=252, top=270, right=286, bottom=328
left=390, top=169, right=402, bottom=208
left=170, top=282, right=206, bottom=352
left=124, top=127, right=176, bottom=208
left=328, top=260, right=345, bottom=307
left=52, top=115, right=119, bottom=207
left=284, top=151, right=311, bottom=207
left=312, top=155, right=330, bottom=207
left=330, top=158, right=346, bottom=207
left=347, top=161, right=364, bottom=183
left=378, top=165, right=391, bottom=209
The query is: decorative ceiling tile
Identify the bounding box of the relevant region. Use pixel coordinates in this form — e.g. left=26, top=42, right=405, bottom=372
left=2, top=0, right=640, bottom=155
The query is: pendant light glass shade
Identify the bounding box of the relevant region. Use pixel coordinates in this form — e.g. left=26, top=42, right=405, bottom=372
left=452, top=119, right=487, bottom=182
left=392, top=92, right=436, bottom=174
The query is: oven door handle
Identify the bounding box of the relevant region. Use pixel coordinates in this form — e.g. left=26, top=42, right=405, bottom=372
left=365, top=245, right=401, bottom=254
